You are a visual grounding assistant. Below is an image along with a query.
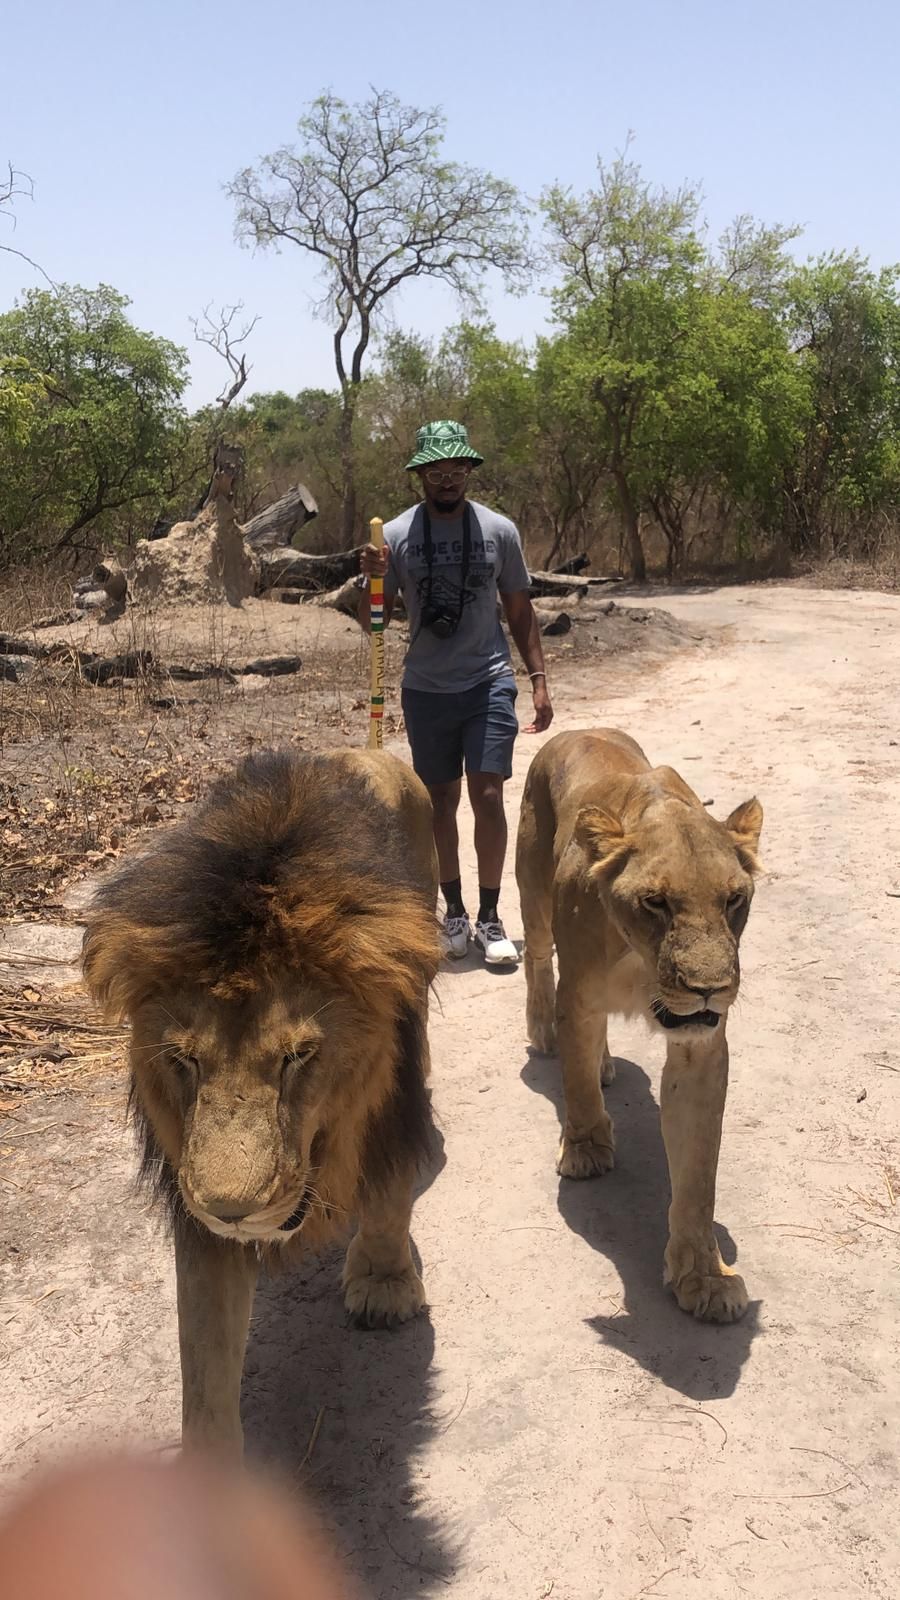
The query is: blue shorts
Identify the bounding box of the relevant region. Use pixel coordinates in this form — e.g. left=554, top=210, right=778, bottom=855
left=401, top=678, right=519, bottom=786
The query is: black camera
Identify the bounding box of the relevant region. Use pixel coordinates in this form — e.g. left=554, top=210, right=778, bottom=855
left=421, top=603, right=461, bottom=640
left=418, top=503, right=472, bottom=640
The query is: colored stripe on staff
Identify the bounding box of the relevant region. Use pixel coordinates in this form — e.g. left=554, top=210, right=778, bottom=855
left=368, top=516, right=386, bottom=749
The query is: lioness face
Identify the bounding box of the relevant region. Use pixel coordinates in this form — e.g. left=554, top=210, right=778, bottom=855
left=131, top=985, right=371, bottom=1245
left=577, top=797, right=762, bottom=1043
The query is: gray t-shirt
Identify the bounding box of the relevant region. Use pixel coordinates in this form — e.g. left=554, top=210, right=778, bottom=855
left=383, top=500, right=530, bottom=694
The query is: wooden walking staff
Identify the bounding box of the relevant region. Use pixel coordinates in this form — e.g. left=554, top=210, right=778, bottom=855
left=368, top=516, right=385, bottom=749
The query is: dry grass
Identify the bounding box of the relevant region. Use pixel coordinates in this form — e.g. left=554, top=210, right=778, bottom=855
left=0, top=585, right=402, bottom=916
left=0, top=567, right=75, bottom=635
left=0, top=985, right=128, bottom=1118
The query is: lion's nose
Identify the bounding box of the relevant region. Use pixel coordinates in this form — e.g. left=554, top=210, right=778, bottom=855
left=201, top=1196, right=256, bottom=1221
left=680, top=978, right=731, bottom=1003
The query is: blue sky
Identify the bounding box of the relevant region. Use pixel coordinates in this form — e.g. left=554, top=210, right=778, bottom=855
left=3, top=0, right=899, bottom=406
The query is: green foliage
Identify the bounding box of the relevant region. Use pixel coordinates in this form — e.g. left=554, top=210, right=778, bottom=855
left=532, top=152, right=819, bottom=574
left=0, top=354, right=44, bottom=445
left=0, top=285, right=188, bottom=562
left=5, top=131, right=900, bottom=578
left=783, top=253, right=900, bottom=551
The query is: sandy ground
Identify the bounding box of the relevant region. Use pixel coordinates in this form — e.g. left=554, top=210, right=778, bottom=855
left=2, top=583, right=899, bottom=1598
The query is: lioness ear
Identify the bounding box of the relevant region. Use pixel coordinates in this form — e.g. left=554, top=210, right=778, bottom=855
left=574, top=805, right=631, bottom=875
left=725, top=797, right=763, bottom=872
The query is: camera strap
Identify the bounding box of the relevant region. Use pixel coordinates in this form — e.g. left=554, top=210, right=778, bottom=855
left=422, top=501, right=473, bottom=625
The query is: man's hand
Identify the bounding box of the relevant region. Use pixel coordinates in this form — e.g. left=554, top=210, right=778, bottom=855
left=0, top=1454, right=357, bottom=1600
left=360, top=543, right=389, bottom=580
left=526, top=677, right=554, bottom=734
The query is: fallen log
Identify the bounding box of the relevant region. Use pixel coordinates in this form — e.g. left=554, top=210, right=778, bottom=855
left=0, top=634, right=42, bottom=657
left=242, top=484, right=319, bottom=552
left=550, top=552, right=590, bottom=576
left=241, top=655, right=303, bottom=677
left=541, top=611, right=572, bottom=636
left=528, top=570, right=623, bottom=598
left=311, top=577, right=408, bottom=622
left=257, top=545, right=362, bottom=593
left=527, top=571, right=593, bottom=598
left=166, top=662, right=236, bottom=683
left=310, top=576, right=365, bottom=618
left=80, top=650, right=153, bottom=684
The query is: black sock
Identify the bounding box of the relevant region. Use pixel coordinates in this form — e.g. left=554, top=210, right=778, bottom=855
left=441, top=878, right=466, bottom=918
left=478, top=887, right=500, bottom=924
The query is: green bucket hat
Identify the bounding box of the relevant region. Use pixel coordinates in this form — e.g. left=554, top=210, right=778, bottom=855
left=405, top=419, right=484, bottom=471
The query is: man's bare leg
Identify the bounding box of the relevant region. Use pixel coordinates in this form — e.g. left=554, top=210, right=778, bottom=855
left=427, top=779, right=463, bottom=882
left=466, top=771, right=507, bottom=888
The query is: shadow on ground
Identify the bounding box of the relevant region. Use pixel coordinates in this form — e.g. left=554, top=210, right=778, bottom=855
left=242, top=1130, right=457, bottom=1598
left=520, top=1050, right=759, bottom=1401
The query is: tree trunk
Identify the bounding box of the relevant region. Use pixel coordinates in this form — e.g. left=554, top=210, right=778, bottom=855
left=205, top=445, right=255, bottom=608
left=339, top=391, right=356, bottom=548
left=256, top=546, right=363, bottom=593
left=241, top=485, right=318, bottom=551
left=612, top=467, right=646, bottom=581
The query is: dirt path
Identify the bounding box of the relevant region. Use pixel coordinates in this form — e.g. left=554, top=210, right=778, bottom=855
left=2, top=584, right=899, bottom=1598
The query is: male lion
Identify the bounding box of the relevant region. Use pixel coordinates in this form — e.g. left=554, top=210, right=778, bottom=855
left=82, top=748, right=441, bottom=1455
left=516, top=729, right=763, bottom=1324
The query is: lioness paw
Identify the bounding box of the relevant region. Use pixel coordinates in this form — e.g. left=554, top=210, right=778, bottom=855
left=528, top=1018, right=557, bottom=1055
left=600, top=1052, right=616, bottom=1086
left=666, top=1264, right=748, bottom=1324
left=342, top=1264, right=425, bottom=1330
left=558, top=1122, right=615, bottom=1180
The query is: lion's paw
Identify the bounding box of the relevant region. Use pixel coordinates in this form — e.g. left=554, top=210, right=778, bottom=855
left=342, top=1265, right=425, bottom=1330
left=528, top=1020, right=557, bottom=1055
left=600, top=1052, right=616, bottom=1086
left=666, top=1265, right=748, bottom=1324
left=558, top=1122, right=615, bottom=1180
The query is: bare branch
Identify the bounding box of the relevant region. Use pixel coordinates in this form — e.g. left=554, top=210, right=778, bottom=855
left=0, top=162, right=57, bottom=290
left=190, top=301, right=260, bottom=410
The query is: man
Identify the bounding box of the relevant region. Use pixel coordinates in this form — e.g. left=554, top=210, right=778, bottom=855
left=360, top=419, right=553, bottom=965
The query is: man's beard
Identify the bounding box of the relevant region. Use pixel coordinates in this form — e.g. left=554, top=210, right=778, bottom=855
left=430, top=491, right=465, bottom=515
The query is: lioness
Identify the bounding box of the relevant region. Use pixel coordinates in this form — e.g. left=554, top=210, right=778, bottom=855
left=83, top=748, right=441, bottom=1455
left=516, top=730, right=763, bottom=1323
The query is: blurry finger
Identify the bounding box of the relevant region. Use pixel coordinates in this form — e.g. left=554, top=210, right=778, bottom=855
left=0, top=1454, right=358, bottom=1600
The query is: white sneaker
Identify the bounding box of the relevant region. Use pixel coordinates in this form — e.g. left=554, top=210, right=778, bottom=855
left=442, top=912, right=472, bottom=959
left=474, top=918, right=519, bottom=966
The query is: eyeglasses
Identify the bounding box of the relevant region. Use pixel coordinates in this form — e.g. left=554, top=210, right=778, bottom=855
left=422, top=465, right=471, bottom=487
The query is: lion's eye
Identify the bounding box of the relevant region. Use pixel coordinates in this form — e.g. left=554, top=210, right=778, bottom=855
left=173, top=1051, right=198, bottom=1081
left=726, top=892, right=747, bottom=915
left=283, top=1046, right=317, bottom=1071
left=641, top=894, right=669, bottom=915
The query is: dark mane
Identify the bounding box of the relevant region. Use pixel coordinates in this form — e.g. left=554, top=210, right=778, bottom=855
left=83, top=750, right=439, bottom=1009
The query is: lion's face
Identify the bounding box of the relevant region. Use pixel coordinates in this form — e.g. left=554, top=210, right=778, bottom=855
left=576, top=795, right=763, bottom=1043
left=131, top=983, right=381, bottom=1246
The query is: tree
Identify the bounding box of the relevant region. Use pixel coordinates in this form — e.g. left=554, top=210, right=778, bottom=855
left=228, top=88, right=529, bottom=544
left=184, top=302, right=261, bottom=513
left=639, top=286, right=807, bottom=574
left=542, top=152, right=705, bottom=578
left=782, top=253, right=900, bottom=554
left=531, top=332, right=609, bottom=566
left=0, top=284, right=188, bottom=561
